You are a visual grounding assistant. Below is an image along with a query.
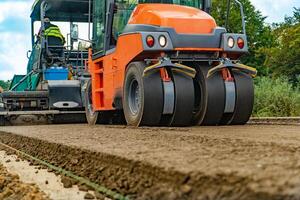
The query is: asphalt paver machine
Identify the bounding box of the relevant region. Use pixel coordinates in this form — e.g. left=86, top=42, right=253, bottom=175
left=0, top=0, right=91, bottom=125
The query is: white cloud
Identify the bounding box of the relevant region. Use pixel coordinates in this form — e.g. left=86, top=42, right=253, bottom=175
left=0, top=1, right=33, bottom=80
left=251, top=0, right=299, bottom=23
left=0, top=32, right=30, bottom=80
left=0, top=1, right=32, bottom=23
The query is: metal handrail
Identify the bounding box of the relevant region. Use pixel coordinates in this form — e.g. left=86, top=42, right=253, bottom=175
left=225, top=0, right=246, bottom=34
left=9, top=70, right=35, bottom=91
left=235, top=0, right=246, bottom=34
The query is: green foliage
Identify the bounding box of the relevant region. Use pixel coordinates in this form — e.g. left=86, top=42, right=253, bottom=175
left=261, top=9, right=300, bottom=83
left=253, top=76, right=300, bottom=117
left=282, top=7, right=300, bottom=26
left=211, top=1, right=300, bottom=89
left=211, top=0, right=274, bottom=75
left=0, top=80, right=10, bottom=90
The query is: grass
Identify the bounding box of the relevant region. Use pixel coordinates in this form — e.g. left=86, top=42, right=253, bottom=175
left=253, top=76, right=300, bottom=117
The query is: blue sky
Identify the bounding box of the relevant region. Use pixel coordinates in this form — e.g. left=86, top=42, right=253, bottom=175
left=0, top=0, right=299, bottom=80
left=0, top=0, right=32, bottom=80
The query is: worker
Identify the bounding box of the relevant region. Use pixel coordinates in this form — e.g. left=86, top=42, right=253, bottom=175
left=39, top=16, right=66, bottom=60
left=41, top=16, right=65, bottom=45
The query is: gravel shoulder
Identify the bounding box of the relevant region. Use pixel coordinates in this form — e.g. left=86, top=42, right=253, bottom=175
left=0, top=124, right=300, bottom=199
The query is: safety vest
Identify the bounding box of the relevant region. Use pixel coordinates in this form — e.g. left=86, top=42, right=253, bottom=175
left=44, top=25, right=65, bottom=44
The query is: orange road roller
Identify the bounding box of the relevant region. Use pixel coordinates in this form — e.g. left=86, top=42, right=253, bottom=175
left=84, top=0, right=257, bottom=126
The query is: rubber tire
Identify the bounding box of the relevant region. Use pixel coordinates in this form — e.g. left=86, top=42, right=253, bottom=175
left=123, top=62, right=163, bottom=126
left=192, top=64, right=225, bottom=126
left=170, top=70, right=195, bottom=126
left=229, top=71, right=254, bottom=125
left=85, top=80, right=99, bottom=125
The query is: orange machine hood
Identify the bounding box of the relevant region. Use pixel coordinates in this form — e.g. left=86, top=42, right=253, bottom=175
left=128, top=4, right=217, bottom=34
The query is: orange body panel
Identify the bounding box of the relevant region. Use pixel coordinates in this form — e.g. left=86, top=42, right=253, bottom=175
left=129, top=4, right=217, bottom=34
left=89, top=34, right=144, bottom=111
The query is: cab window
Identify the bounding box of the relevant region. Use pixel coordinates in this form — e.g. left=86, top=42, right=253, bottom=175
left=112, top=0, right=138, bottom=41
left=93, top=0, right=106, bottom=53
left=139, top=0, right=202, bottom=9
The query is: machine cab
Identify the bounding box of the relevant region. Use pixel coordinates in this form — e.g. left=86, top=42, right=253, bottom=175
left=30, top=0, right=91, bottom=80
left=92, top=0, right=212, bottom=57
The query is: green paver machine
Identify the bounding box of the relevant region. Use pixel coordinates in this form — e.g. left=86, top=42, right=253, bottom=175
left=0, top=0, right=91, bottom=125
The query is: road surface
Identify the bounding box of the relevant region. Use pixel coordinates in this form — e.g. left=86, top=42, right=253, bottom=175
left=0, top=124, right=299, bottom=199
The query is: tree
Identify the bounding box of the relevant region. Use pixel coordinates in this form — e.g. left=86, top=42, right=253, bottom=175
left=262, top=8, right=300, bottom=83
left=211, top=0, right=274, bottom=75
left=0, top=80, right=10, bottom=91
left=282, top=7, right=300, bottom=26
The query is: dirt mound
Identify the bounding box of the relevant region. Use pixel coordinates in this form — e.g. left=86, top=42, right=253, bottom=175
left=0, top=162, right=49, bottom=200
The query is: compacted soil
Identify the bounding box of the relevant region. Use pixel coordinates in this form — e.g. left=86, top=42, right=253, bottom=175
left=0, top=124, right=299, bottom=199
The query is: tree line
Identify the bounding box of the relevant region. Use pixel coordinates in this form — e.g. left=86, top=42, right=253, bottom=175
left=211, top=0, right=300, bottom=116
left=212, top=0, right=300, bottom=84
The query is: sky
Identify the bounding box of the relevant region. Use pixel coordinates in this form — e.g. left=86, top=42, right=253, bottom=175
left=0, top=0, right=299, bottom=80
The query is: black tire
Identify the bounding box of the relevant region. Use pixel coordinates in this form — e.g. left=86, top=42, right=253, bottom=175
left=123, top=62, right=163, bottom=126
left=84, top=80, right=99, bottom=125
left=170, top=70, right=195, bottom=126
left=192, top=63, right=225, bottom=126
left=229, top=71, right=254, bottom=125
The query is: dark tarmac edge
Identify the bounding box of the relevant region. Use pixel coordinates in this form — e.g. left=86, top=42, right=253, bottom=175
left=0, top=131, right=296, bottom=200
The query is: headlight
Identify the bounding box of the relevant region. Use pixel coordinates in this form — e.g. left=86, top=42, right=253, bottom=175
left=158, top=35, right=167, bottom=47
left=227, top=37, right=235, bottom=48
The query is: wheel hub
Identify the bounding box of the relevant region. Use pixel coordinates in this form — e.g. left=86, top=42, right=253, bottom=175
left=128, top=79, right=141, bottom=115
